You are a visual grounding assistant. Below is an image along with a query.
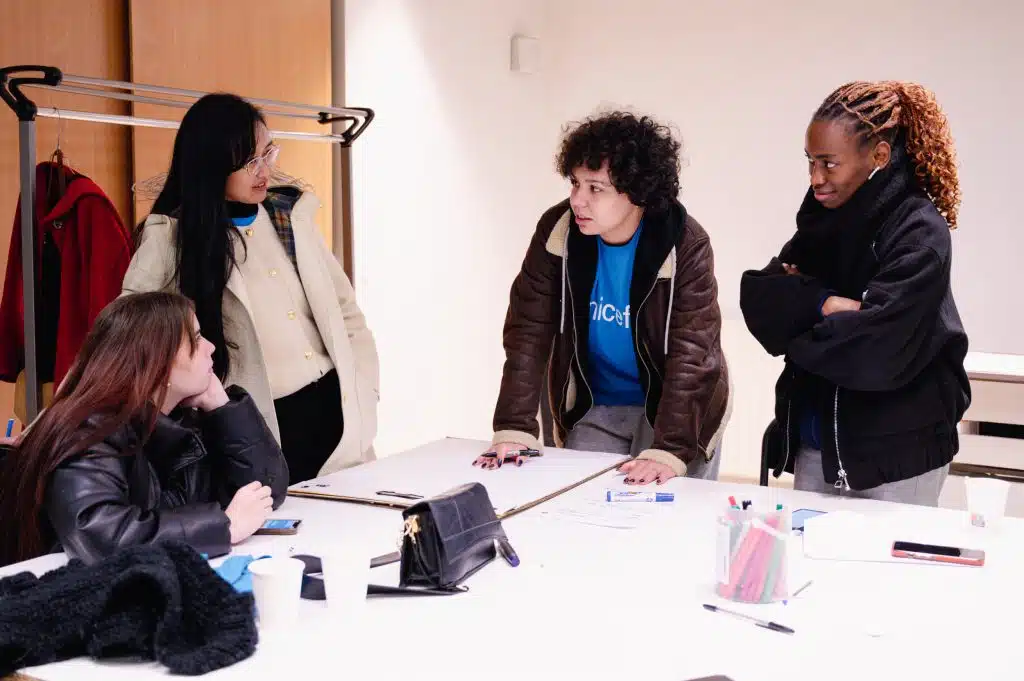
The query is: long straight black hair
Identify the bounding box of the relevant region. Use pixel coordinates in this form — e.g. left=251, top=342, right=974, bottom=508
left=144, top=93, right=266, bottom=379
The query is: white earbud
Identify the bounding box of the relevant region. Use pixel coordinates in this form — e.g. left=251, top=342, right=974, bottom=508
left=867, top=167, right=880, bottom=180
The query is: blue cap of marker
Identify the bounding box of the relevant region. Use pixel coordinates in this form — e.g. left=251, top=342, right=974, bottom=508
left=605, top=490, right=674, bottom=503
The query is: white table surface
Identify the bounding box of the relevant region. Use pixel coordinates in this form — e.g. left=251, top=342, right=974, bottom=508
left=964, top=351, right=1024, bottom=383
left=5, top=444, right=1024, bottom=681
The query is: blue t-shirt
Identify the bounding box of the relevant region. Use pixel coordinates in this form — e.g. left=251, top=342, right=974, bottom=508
left=587, top=224, right=646, bottom=406
left=799, top=295, right=833, bottom=451
left=800, top=410, right=822, bottom=450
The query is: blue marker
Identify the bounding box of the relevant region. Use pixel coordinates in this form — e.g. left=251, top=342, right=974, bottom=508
left=496, top=537, right=520, bottom=567
left=5, top=419, right=13, bottom=438
left=605, top=490, right=674, bottom=503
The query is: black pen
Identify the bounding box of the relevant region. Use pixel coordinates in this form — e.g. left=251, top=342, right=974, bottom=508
left=702, top=604, right=794, bottom=635
left=481, top=449, right=541, bottom=459
left=376, top=490, right=424, bottom=500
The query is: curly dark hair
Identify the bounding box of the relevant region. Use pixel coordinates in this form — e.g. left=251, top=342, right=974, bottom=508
left=555, top=111, right=682, bottom=215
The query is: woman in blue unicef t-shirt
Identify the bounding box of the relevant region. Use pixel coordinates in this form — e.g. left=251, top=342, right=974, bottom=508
left=479, top=111, right=732, bottom=486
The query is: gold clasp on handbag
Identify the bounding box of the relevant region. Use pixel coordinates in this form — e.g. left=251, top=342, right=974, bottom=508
left=401, top=515, right=421, bottom=545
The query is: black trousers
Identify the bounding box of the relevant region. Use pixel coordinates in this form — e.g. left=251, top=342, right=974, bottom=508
left=273, top=369, right=344, bottom=485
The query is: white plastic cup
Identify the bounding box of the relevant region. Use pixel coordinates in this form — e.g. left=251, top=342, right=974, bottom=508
left=248, top=557, right=305, bottom=629
left=965, top=477, right=1010, bottom=529
left=321, top=549, right=371, bottom=614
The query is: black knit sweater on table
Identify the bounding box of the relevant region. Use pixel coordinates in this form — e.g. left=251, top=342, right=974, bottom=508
left=0, top=541, right=257, bottom=676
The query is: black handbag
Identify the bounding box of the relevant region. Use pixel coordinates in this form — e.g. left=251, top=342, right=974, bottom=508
left=398, top=482, right=508, bottom=592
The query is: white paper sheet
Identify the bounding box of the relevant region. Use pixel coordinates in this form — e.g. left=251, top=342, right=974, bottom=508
left=801, top=508, right=1008, bottom=564
left=533, top=494, right=667, bottom=529
left=802, top=511, right=898, bottom=563
left=287, top=437, right=630, bottom=515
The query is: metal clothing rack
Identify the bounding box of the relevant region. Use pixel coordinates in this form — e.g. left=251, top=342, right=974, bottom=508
left=0, top=64, right=375, bottom=423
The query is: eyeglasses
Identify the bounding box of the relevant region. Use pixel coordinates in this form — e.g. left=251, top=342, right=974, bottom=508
left=244, top=144, right=280, bottom=175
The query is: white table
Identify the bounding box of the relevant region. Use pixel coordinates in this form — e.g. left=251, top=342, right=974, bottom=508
left=5, top=443, right=1024, bottom=681
left=956, top=351, right=1024, bottom=478
left=964, top=351, right=1024, bottom=385
left=962, top=351, right=1024, bottom=428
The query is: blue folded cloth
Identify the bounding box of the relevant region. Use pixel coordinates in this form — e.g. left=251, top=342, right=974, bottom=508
left=214, top=555, right=270, bottom=593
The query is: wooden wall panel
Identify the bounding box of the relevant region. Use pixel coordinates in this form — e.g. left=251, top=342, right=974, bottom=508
left=0, top=0, right=131, bottom=430
left=128, top=0, right=334, bottom=245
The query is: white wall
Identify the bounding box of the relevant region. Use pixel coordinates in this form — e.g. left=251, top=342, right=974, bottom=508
left=546, top=0, right=1022, bottom=339
left=344, top=0, right=561, bottom=457
left=345, top=0, right=1024, bottom=479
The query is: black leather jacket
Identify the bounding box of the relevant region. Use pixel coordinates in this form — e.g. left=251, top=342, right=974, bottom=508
left=44, top=386, right=289, bottom=564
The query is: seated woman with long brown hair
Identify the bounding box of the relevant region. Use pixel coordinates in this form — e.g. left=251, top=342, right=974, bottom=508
left=0, top=292, right=290, bottom=567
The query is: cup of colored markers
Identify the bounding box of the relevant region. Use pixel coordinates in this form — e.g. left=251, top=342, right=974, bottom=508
left=714, top=499, right=791, bottom=604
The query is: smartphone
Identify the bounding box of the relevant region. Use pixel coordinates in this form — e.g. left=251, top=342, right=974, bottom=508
left=791, top=508, right=826, bottom=532
left=891, top=540, right=985, bottom=567
left=255, top=518, right=302, bottom=535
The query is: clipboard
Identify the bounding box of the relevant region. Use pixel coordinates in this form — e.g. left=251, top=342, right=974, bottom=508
left=496, top=460, right=624, bottom=520
left=289, top=460, right=625, bottom=518
left=286, top=487, right=413, bottom=510
left=285, top=437, right=629, bottom=518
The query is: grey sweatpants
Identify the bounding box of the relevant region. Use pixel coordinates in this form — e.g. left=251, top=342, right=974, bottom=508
left=564, top=405, right=721, bottom=480
left=794, top=446, right=948, bottom=507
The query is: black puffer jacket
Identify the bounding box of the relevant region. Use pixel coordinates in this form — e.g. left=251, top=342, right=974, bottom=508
left=44, top=386, right=289, bottom=563
left=740, top=148, right=970, bottom=490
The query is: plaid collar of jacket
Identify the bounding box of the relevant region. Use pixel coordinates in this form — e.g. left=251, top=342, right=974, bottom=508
left=261, top=187, right=301, bottom=268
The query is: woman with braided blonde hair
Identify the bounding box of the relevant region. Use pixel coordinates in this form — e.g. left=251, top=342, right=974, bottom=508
left=740, top=81, right=970, bottom=505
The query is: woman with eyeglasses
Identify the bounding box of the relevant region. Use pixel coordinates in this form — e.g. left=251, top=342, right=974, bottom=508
left=123, top=93, right=380, bottom=484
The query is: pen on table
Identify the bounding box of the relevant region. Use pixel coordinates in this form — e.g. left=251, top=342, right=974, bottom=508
left=480, top=448, right=541, bottom=468
left=481, top=449, right=541, bottom=459
left=785, top=580, right=814, bottom=604
left=495, top=537, right=520, bottom=567
left=4, top=419, right=13, bottom=438
left=702, top=604, right=795, bottom=635
left=376, top=490, right=424, bottom=500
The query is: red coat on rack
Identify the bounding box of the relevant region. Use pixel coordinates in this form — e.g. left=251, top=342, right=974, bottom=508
left=0, top=162, right=132, bottom=392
